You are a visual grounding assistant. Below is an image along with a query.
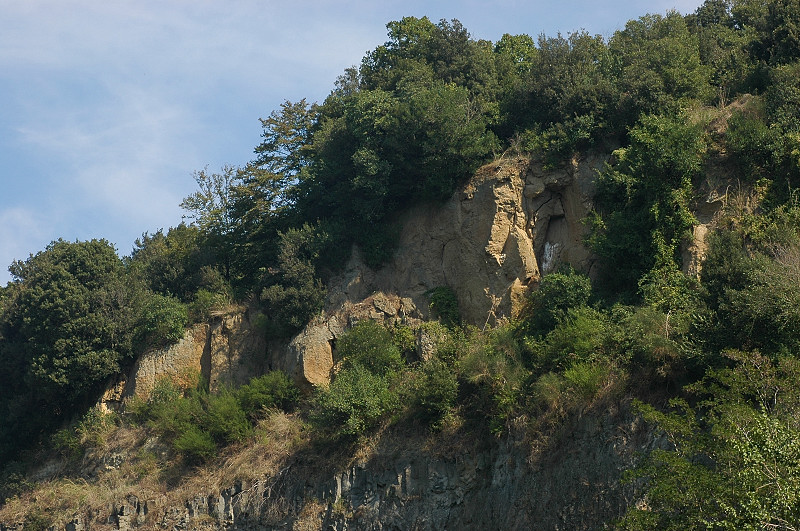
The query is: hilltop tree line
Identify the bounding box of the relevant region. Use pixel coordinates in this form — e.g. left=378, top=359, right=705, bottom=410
left=2, top=1, right=800, bottom=526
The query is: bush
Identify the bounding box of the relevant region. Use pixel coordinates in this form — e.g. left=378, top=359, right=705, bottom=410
left=173, top=425, right=217, bottom=464
left=389, top=324, right=417, bottom=358
left=537, top=306, right=610, bottom=371
left=0, top=461, right=32, bottom=503
left=127, top=376, right=183, bottom=421
left=134, top=293, right=188, bottom=351
left=236, top=372, right=300, bottom=418
left=425, top=286, right=461, bottom=327
left=726, top=105, right=774, bottom=181
left=188, top=288, right=229, bottom=322
left=409, top=358, right=459, bottom=426
left=312, top=366, right=399, bottom=440
left=563, top=362, right=609, bottom=401
left=50, top=408, right=118, bottom=462
left=525, top=267, right=593, bottom=334
left=532, top=372, right=569, bottom=413
left=201, top=389, right=252, bottom=444
left=337, top=320, right=403, bottom=376
left=458, top=324, right=530, bottom=433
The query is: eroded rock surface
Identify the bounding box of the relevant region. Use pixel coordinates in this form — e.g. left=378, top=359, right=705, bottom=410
left=107, top=307, right=266, bottom=405
left=280, top=154, right=604, bottom=388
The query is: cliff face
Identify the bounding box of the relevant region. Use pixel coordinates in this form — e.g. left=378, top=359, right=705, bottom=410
left=98, top=308, right=267, bottom=408
left=3, top=153, right=663, bottom=531
left=277, top=154, right=604, bottom=389
left=332, top=154, right=602, bottom=325
left=2, top=399, right=656, bottom=531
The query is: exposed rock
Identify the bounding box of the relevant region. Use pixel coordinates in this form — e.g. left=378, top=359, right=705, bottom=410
left=272, top=293, right=422, bottom=390
left=105, top=307, right=266, bottom=405
left=415, top=322, right=451, bottom=363
left=35, top=400, right=655, bottom=530
left=335, top=155, right=601, bottom=327
left=280, top=154, right=604, bottom=388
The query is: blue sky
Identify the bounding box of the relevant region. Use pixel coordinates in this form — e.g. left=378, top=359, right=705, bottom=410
left=0, top=0, right=704, bottom=286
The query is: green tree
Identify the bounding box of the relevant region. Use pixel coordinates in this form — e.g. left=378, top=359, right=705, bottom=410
left=336, top=320, right=404, bottom=376
left=589, top=112, right=707, bottom=298
left=609, top=12, right=712, bottom=124
left=7, top=240, right=134, bottom=403
left=621, top=351, right=800, bottom=529
left=259, top=224, right=327, bottom=337
left=312, top=365, right=399, bottom=440
left=181, top=166, right=239, bottom=279
left=128, top=224, right=219, bottom=301
left=524, top=267, right=593, bottom=335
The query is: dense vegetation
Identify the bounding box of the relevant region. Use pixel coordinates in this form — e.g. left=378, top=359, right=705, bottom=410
left=3, top=0, right=800, bottom=527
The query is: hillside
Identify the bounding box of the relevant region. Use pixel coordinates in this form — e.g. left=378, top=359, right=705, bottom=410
left=4, top=1, right=800, bottom=528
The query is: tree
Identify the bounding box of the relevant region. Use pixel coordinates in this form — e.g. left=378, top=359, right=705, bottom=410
left=259, top=224, right=327, bottom=337
left=6, top=240, right=134, bottom=404
left=588, top=112, right=707, bottom=298
left=181, top=166, right=239, bottom=279
left=609, top=12, right=712, bottom=124
left=621, top=351, right=800, bottom=529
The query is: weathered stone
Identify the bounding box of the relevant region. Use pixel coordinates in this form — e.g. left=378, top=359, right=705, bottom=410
left=113, top=306, right=266, bottom=404
left=276, top=155, right=603, bottom=388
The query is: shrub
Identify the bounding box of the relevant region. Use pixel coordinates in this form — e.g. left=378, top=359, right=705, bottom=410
left=532, top=372, right=569, bottom=413
left=0, top=462, right=32, bottom=504
left=525, top=267, right=593, bottom=334
left=458, top=324, right=530, bottom=433
left=173, top=425, right=217, bottom=464
left=389, top=324, right=417, bottom=359
left=409, top=359, right=459, bottom=426
left=50, top=408, right=117, bottom=462
left=425, top=286, right=461, bottom=327
left=201, top=389, right=252, bottom=444
left=312, top=366, right=399, bottom=440
left=725, top=105, right=774, bottom=181
left=134, top=293, right=188, bottom=351
left=563, top=362, right=609, bottom=401
left=538, top=306, right=609, bottom=370
left=337, top=320, right=403, bottom=376
left=127, top=376, right=183, bottom=421
left=188, top=288, right=229, bottom=322
left=236, top=372, right=299, bottom=418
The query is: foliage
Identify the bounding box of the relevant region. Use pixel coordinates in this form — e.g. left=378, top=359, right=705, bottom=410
left=259, top=224, right=327, bottom=337
left=458, top=324, right=530, bottom=433
left=406, top=358, right=459, bottom=427
left=425, top=286, right=461, bottom=327
left=312, top=365, right=399, bottom=440
left=50, top=408, right=117, bottom=463
left=133, top=292, right=187, bottom=351
left=180, top=166, right=240, bottom=279
left=129, top=224, right=224, bottom=303
left=0, top=239, right=146, bottom=464
left=589, top=112, right=707, bottom=298
left=524, top=267, right=593, bottom=335
left=336, top=320, right=404, bottom=376
left=621, top=351, right=800, bottom=529
left=131, top=372, right=298, bottom=463
left=534, top=306, right=611, bottom=372
left=725, top=100, right=777, bottom=181
left=236, top=371, right=300, bottom=418
left=608, top=12, right=712, bottom=123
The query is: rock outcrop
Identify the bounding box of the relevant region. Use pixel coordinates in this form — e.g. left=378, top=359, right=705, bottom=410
left=100, top=307, right=267, bottom=407
left=277, top=154, right=604, bottom=389
left=270, top=293, right=422, bottom=390
left=332, top=155, right=602, bottom=325
left=5, top=399, right=657, bottom=530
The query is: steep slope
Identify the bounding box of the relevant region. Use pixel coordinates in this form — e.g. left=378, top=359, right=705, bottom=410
left=277, top=153, right=604, bottom=389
